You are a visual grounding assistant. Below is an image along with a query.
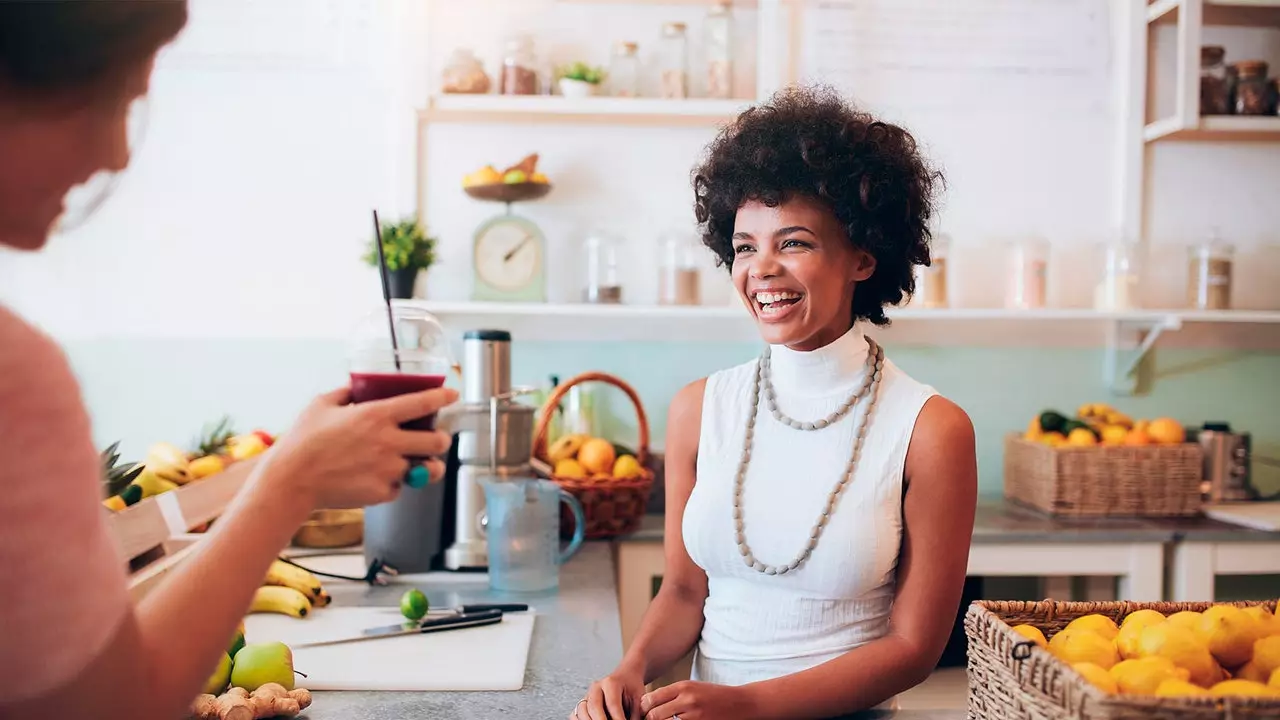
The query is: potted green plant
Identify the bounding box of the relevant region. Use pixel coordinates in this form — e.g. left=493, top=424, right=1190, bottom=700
left=362, top=216, right=438, bottom=299
left=557, top=61, right=606, bottom=99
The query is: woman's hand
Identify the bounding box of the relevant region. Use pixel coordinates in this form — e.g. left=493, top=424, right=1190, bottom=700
left=265, top=384, right=458, bottom=509
left=639, top=681, right=758, bottom=720
left=572, top=665, right=646, bottom=720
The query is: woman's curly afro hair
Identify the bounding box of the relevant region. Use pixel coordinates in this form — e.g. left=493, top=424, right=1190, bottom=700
left=693, top=85, right=943, bottom=327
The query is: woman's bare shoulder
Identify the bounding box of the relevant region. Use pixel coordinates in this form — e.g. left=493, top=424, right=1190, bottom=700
left=0, top=307, right=80, bottom=409
left=666, top=378, right=707, bottom=442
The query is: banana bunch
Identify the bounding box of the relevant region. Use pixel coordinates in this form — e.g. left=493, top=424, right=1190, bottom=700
left=248, top=561, right=332, bottom=619
left=144, top=442, right=192, bottom=485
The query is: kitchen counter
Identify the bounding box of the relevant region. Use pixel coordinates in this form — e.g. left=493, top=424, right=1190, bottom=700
left=299, top=541, right=623, bottom=720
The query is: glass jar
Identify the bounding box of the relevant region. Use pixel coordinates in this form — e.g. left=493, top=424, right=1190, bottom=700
left=658, top=232, right=702, bottom=306
left=1004, top=237, right=1049, bottom=310
left=1093, top=239, right=1142, bottom=311
left=500, top=34, right=539, bottom=96
left=1232, top=60, right=1271, bottom=115
left=609, top=42, right=640, bottom=98
left=659, top=22, right=689, bottom=99
left=583, top=231, right=623, bottom=304
left=442, top=48, right=491, bottom=95
left=913, top=232, right=949, bottom=308
left=1200, top=45, right=1231, bottom=116
left=705, top=2, right=733, bottom=99
left=1188, top=234, right=1234, bottom=310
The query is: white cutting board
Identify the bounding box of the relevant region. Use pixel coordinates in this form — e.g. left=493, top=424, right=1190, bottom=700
left=1204, top=502, right=1280, bottom=532
left=244, top=607, right=535, bottom=691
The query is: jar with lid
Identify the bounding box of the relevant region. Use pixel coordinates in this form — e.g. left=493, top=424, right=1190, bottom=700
left=659, top=22, right=689, bottom=99
left=658, top=232, right=702, bottom=306
left=1004, top=237, right=1049, bottom=310
left=1188, top=233, right=1234, bottom=310
left=583, top=230, right=624, bottom=304
left=912, top=232, right=949, bottom=308
left=705, top=2, right=734, bottom=99
left=1232, top=60, right=1272, bottom=115
left=500, top=34, right=539, bottom=96
left=609, top=42, right=640, bottom=98
left=442, top=48, right=491, bottom=95
left=1094, top=239, right=1142, bottom=311
left=1200, top=45, right=1231, bottom=115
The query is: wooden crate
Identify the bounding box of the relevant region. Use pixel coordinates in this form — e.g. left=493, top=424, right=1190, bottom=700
left=1003, top=434, right=1204, bottom=518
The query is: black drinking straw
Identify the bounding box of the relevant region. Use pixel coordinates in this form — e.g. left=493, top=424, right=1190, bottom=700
left=371, top=209, right=401, bottom=371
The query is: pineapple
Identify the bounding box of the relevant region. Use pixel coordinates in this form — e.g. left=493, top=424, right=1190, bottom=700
left=100, top=441, right=143, bottom=498
left=192, top=415, right=236, bottom=458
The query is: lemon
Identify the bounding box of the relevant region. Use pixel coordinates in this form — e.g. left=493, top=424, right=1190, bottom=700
left=1254, top=635, right=1280, bottom=676
left=1050, top=629, right=1120, bottom=670
left=1147, top=417, right=1185, bottom=445
left=612, top=454, right=643, bottom=480
left=1040, top=431, right=1066, bottom=447
left=203, top=652, right=232, bottom=695
left=553, top=458, right=587, bottom=479
left=400, top=588, right=429, bottom=621
left=1100, top=425, right=1129, bottom=446
left=1199, top=605, right=1265, bottom=669
left=1025, top=417, right=1042, bottom=440
left=1271, top=666, right=1280, bottom=689
left=1066, top=428, right=1099, bottom=447
left=1245, top=605, right=1280, bottom=638
left=1155, top=678, right=1211, bottom=697
left=1066, top=614, right=1120, bottom=641
left=1236, top=660, right=1271, bottom=683
left=1210, top=679, right=1280, bottom=697
left=1118, top=610, right=1167, bottom=659
left=1109, top=657, right=1189, bottom=695
left=1073, top=662, right=1118, bottom=693
left=1011, top=624, right=1047, bottom=648
left=1138, top=624, right=1219, bottom=687
left=1166, top=611, right=1203, bottom=631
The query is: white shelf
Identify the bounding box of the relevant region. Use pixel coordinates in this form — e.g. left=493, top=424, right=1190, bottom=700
left=1145, top=115, right=1280, bottom=142
left=1149, top=0, right=1280, bottom=25
left=420, top=95, right=753, bottom=127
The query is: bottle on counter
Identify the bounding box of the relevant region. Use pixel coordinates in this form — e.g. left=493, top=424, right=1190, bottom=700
left=1004, top=237, right=1049, bottom=310
left=658, top=22, right=689, bottom=99
left=609, top=42, right=640, bottom=98
left=705, top=2, right=734, bottom=99
left=1187, top=231, right=1234, bottom=311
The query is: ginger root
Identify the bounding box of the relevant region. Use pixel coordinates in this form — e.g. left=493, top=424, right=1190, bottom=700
left=190, top=684, right=311, bottom=720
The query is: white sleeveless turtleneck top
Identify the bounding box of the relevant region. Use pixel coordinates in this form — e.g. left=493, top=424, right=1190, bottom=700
left=682, top=325, right=937, bottom=694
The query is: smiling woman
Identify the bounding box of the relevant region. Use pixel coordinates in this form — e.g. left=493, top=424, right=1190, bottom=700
left=575, top=86, right=978, bottom=720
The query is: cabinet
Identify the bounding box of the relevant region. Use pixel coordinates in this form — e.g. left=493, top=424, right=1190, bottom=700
left=615, top=540, right=693, bottom=686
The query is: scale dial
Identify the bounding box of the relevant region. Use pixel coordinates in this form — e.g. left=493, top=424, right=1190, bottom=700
left=471, top=214, right=546, bottom=301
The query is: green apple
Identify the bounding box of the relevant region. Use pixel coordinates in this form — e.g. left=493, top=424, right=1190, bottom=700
left=502, top=169, right=528, bottom=184
left=203, top=652, right=232, bottom=695
left=231, top=641, right=295, bottom=692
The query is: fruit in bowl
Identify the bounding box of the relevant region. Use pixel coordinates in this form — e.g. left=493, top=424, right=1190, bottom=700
left=546, top=433, right=644, bottom=482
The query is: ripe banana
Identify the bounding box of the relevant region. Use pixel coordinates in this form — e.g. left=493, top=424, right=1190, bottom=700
left=263, top=560, right=323, bottom=602
left=145, top=442, right=192, bottom=485
left=314, top=589, right=332, bottom=608
left=249, top=586, right=312, bottom=619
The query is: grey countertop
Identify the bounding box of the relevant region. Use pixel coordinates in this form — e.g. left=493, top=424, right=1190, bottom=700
left=621, top=497, right=1280, bottom=545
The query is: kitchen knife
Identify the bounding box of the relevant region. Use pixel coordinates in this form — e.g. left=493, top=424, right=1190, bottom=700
left=293, top=608, right=505, bottom=649
left=426, top=603, right=529, bottom=615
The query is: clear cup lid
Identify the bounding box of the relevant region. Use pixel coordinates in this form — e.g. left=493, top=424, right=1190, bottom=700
left=348, top=304, right=453, bottom=369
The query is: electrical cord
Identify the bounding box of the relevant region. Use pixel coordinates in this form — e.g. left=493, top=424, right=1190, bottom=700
left=277, top=555, right=400, bottom=586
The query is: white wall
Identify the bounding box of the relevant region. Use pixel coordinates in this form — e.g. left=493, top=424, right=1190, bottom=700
left=3, top=0, right=1278, bottom=346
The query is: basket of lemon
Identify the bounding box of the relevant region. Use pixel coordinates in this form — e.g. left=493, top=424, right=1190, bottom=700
left=532, top=371, right=656, bottom=540
left=967, top=599, right=1280, bottom=719
left=1004, top=403, right=1204, bottom=518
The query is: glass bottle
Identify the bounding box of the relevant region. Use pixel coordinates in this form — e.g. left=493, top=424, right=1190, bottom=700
left=609, top=42, right=640, bottom=98
left=583, top=230, right=623, bottom=304
left=1094, top=239, right=1142, bottom=311
left=913, top=232, right=950, bottom=309
left=658, top=232, right=702, bottom=306
left=1232, top=60, right=1271, bottom=115
left=705, top=2, right=733, bottom=99
left=1188, top=232, right=1234, bottom=310
left=658, top=22, right=689, bottom=99
left=500, top=34, right=539, bottom=96
left=1004, top=237, right=1049, bottom=310
left=1199, top=45, right=1230, bottom=116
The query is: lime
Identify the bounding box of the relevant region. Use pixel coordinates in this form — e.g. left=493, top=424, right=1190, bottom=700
left=401, top=589, right=429, bottom=621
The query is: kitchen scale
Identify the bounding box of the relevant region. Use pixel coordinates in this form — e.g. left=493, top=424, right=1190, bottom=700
left=465, top=181, right=551, bottom=302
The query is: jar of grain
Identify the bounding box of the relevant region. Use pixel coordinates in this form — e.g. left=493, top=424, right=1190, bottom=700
left=913, top=232, right=950, bottom=308
left=658, top=232, right=702, bottom=306
left=584, top=230, right=624, bottom=304
left=1232, top=60, right=1271, bottom=115
left=500, top=35, right=539, bottom=96
left=1187, top=235, right=1234, bottom=310
left=705, top=2, right=734, bottom=99
left=609, top=42, right=640, bottom=98
left=658, top=22, right=689, bottom=99
left=1200, top=45, right=1231, bottom=115
left=1004, top=237, right=1049, bottom=310
left=1094, top=239, right=1142, bottom=311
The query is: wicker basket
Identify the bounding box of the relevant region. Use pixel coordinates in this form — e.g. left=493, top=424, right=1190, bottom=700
left=1003, top=434, right=1204, bottom=518
left=532, top=371, right=655, bottom=540
left=966, top=599, right=1280, bottom=720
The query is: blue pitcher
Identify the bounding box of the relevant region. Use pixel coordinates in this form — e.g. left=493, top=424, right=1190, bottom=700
left=482, top=477, right=585, bottom=593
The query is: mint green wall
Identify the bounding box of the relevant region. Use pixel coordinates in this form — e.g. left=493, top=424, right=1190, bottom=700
left=65, top=339, right=1280, bottom=498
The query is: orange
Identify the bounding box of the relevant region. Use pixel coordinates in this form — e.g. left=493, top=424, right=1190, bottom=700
left=577, top=438, right=617, bottom=475
left=1147, top=418, right=1185, bottom=445
left=1124, top=428, right=1153, bottom=446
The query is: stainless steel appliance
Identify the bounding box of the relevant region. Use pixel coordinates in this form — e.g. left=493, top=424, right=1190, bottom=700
left=1196, top=423, right=1278, bottom=502
left=440, top=330, right=536, bottom=570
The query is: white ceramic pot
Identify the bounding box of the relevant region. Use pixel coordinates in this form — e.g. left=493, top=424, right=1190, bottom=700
left=558, top=77, right=597, bottom=99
